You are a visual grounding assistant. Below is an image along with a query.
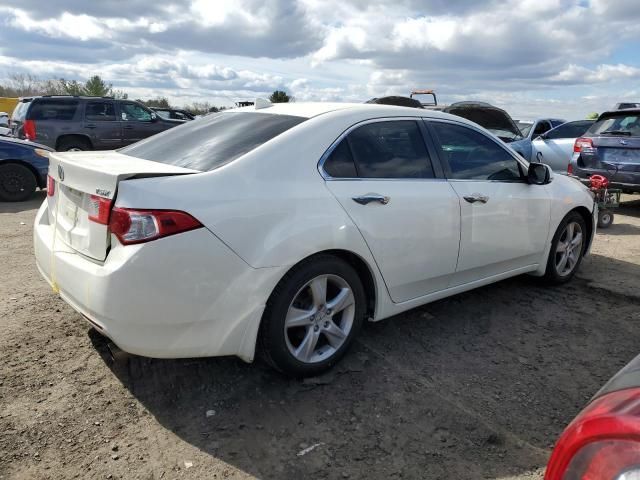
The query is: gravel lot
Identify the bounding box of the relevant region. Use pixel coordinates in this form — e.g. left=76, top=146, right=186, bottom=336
left=1, top=192, right=639, bottom=480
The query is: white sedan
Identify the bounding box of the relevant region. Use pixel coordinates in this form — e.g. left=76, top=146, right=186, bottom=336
left=34, top=102, right=596, bottom=376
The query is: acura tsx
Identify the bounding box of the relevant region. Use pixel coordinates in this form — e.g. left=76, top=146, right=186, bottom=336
left=34, top=102, right=596, bottom=376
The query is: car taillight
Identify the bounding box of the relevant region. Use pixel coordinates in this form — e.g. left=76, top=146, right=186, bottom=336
left=88, top=195, right=112, bottom=225
left=47, top=175, right=55, bottom=196
left=108, top=208, right=203, bottom=245
left=23, top=119, right=36, bottom=140
left=574, top=137, right=594, bottom=153
left=545, top=388, right=640, bottom=480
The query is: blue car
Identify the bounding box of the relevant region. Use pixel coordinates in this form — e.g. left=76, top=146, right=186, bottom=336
left=0, top=137, right=52, bottom=201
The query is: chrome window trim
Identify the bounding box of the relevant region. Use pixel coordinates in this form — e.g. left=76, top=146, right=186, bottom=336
left=317, top=116, right=441, bottom=182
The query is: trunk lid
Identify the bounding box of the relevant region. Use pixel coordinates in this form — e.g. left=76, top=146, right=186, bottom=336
left=48, top=150, right=199, bottom=261
left=581, top=136, right=640, bottom=175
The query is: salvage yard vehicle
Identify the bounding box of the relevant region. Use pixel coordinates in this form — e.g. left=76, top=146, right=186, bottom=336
left=444, top=101, right=534, bottom=160
left=545, top=353, right=640, bottom=480
left=151, top=107, right=195, bottom=121
left=516, top=118, right=566, bottom=142
left=570, top=109, right=640, bottom=194
left=11, top=96, right=181, bottom=151
left=34, top=102, right=596, bottom=377
left=0, top=136, right=51, bottom=201
left=532, top=120, right=595, bottom=172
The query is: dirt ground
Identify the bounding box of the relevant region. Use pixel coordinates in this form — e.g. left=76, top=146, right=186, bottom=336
left=1, top=192, right=639, bottom=480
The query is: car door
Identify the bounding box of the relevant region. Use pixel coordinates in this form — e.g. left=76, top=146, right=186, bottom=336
left=322, top=119, right=461, bottom=303
left=427, top=119, right=551, bottom=286
left=83, top=100, right=122, bottom=150
left=532, top=120, right=594, bottom=173
left=118, top=102, right=163, bottom=146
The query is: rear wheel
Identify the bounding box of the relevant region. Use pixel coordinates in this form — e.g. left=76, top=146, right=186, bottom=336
left=57, top=137, right=92, bottom=151
left=259, top=255, right=366, bottom=377
left=542, top=211, right=586, bottom=284
left=597, top=210, right=614, bottom=229
left=0, top=163, right=37, bottom=202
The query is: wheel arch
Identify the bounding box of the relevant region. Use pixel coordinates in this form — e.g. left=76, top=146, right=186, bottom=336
left=0, top=159, right=44, bottom=188
left=55, top=134, right=93, bottom=151
left=572, top=205, right=594, bottom=254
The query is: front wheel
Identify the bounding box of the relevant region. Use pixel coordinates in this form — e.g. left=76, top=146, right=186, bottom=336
left=259, top=255, right=366, bottom=377
left=0, top=163, right=37, bottom=202
left=542, top=211, right=587, bottom=284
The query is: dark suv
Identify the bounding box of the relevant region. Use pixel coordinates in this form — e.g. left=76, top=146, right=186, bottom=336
left=570, top=109, right=640, bottom=193
left=10, top=96, right=182, bottom=151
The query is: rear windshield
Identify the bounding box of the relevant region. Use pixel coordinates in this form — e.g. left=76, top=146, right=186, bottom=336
left=29, top=99, right=80, bottom=121
left=120, top=112, right=307, bottom=171
left=589, top=113, right=640, bottom=137
left=11, top=101, right=29, bottom=122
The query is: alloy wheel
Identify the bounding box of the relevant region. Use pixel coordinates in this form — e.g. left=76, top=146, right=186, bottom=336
left=284, top=274, right=355, bottom=363
left=555, top=221, right=583, bottom=277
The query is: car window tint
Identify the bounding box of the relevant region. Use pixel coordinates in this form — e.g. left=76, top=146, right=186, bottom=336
left=29, top=100, right=79, bottom=121
left=533, top=121, right=551, bottom=136
left=11, top=101, right=29, bottom=121
left=545, top=121, right=594, bottom=140
left=431, top=122, right=522, bottom=181
left=323, top=139, right=357, bottom=178
left=120, top=112, right=306, bottom=171
left=121, top=103, right=152, bottom=122
left=85, top=102, right=116, bottom=121
left=346, top=121, right=434, bottom=179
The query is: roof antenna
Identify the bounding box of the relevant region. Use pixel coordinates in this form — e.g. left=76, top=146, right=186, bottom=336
left=255, top=98, right=272, bottom=110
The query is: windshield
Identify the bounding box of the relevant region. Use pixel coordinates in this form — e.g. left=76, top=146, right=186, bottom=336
left=120, top=112, right=307, bottom=171
left=589, top=114, right=640, bottom=137
left=488, top=128, right=522, bottom=142
left=516, top=121, right=533, bottom=137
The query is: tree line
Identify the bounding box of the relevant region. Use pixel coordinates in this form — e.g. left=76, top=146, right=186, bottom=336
left=0, top=74, right=292, bottom=115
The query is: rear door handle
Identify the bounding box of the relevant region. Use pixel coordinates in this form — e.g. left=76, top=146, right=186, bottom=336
left=352, top=194, right=390, bottom=205
left=122, top=125, right=134, bottom=130
left=84, top=124, right=97, bottom=129
left=463, top=194, right=490, bottom=204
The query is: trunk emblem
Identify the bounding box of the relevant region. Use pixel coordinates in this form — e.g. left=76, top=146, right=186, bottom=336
left=57, top=164, right=65, bottom=181
left=620, top=140, right=629, bottom=146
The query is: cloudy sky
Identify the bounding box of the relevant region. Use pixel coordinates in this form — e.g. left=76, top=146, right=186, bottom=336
left=1, top=0, right=640, bottom=118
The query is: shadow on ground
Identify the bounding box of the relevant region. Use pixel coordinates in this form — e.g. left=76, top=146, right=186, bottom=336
left=0, top=190, right=46, bottom=214
left=90, top=254, right=640, bottom=479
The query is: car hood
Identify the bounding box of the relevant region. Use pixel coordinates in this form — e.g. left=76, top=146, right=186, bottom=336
left=0, top=136, right=54, bottom=151
left=444, top=102, right=523, bottom=139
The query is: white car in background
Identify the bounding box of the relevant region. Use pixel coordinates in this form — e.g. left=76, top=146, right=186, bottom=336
left=531, top=119, right=595, bottom=172
left=34, top=102, right=596, bottom=376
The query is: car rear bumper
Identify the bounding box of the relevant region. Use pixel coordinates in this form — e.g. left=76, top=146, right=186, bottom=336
left=33, top=200, right=284, bottom=362
left=571, top=164, right=640, bottom=192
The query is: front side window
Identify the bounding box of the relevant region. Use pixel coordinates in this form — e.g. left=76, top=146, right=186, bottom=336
left=338, top=120, right=434, bottom=179
left=120, top=112, right=306, bottom=171
left=431, top=122, right=522, bottom=181
left=545, top=121, right=594, bottom=140
left=121, top=103, right=153, bottom=122
left=85, top=102, right=116, bottom=121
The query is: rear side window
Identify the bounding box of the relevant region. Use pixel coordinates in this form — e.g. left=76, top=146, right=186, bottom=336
left=120, top=112, right=306, bottom=171
left=323, top=120, right=435, bottom=179
left=29, top=100, right=79, bottom=121
left=85, top=101, right=116, bottom=121
left=545, top=121, right=594, bottom=140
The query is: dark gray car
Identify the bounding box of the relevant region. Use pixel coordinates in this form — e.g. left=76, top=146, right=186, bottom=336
left=569, top=109, right=640, bottom=193
left=10, top=96, right=182, bottom=151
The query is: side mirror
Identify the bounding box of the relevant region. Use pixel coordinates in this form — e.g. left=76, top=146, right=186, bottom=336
left=150, top=112, right=158, bottom=122
left=528, top=162, right=551, bottom=185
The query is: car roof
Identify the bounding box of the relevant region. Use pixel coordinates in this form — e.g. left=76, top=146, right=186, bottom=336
left=227, top=101, right=469, bottom=122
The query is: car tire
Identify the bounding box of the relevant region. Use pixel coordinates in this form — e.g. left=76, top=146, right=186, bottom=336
left=0, top=163, right=37, bottom=202
left=542, top=211, right=587, bottom=284
left=57, top=137, right=92, bottom=152
left=259, top=254, right=366, bottom=377
left=597, top=210, right=614, bottom=229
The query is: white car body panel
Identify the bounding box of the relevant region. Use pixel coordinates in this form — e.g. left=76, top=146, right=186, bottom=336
left=532, top=137, right=577, bottom=173
left=34, top=103, right=597, bottom=362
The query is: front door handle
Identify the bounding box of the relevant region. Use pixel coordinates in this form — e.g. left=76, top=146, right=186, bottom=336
left=352, top=194, right=390, bottom=205
left=463, top=194, right=490, bottom=204
left=122, top=125, right=134, bottom=130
